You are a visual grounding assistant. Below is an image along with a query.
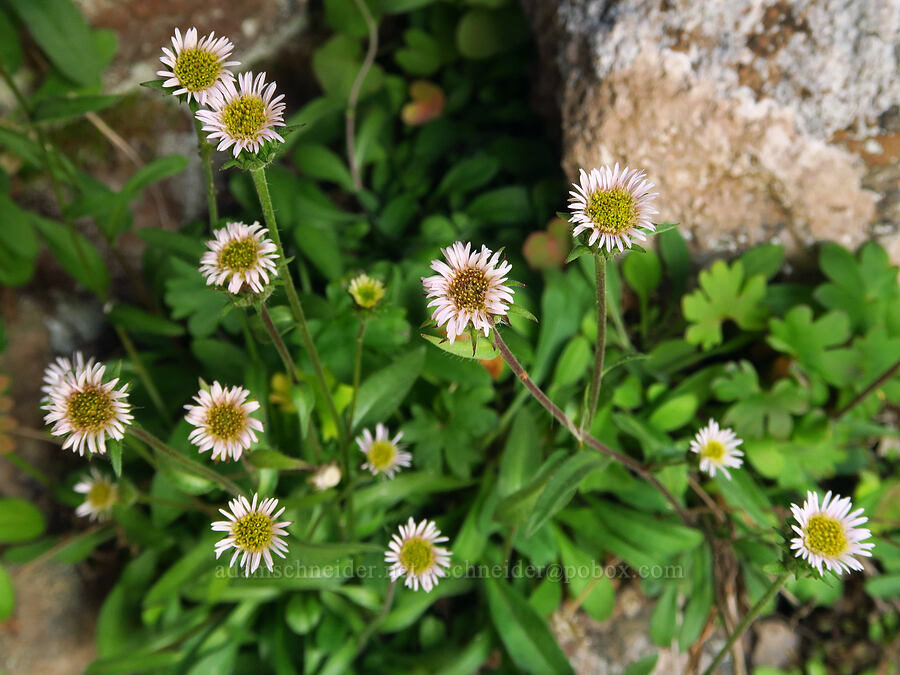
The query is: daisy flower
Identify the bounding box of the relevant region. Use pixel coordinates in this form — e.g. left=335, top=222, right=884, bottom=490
left=199, top=221, right=279, bottom=294
left=422, top=241, right=514, bottom=344
left=212, top=493, right=291, bottom=577
left=348, top=273, right=385, bottom=309
left=41, top=352, right=93, bottom=398
left=689, top=419, right=744, bottom=479
left=184, top=382, right=263, bottom=461
left=385, top=517, right=452, bottom=592
left=42, top=361, right=132, bottom=456
left=157, top=27, right=239, bottom=105
left=308, top=462, right=341, bottom=491
left=357, top=423, right=411, bottom=478
left=195, top=71, right=286, bottom=157
left=790, top=491, right=874, bottom=575
left=74, top=468, right=118, bottom=521
left=568, top=164, right=658, bottom=252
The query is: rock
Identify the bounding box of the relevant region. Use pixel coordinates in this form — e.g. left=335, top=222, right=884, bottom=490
left=752, top=618, right=800, bottom=669
left=524, top=0, right=900, bottom=262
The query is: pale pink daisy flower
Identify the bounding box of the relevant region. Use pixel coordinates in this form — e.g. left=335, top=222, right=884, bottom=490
left=568, top=163, right=658, bottom=252
left=195, top=71, right=286, bottom=157
left=41, top=352, right=94, bottom=398
left=157, top=27, right=239, bottom=105
left=357, top=423, right=411, bottom=478
left=199, top=221, right=279, bottom=294
left=790, top=491, right=875, bottom=576
left=422, top=241, right=514, bottom=344
left=184, top=382, right=263, bottom=461
left=385, top=517, right=452, bottom=592
left=212, top=493, right=291, bottom=577
left=42, top=360, right=132, bottom=456
left=73, top=468, right=118, bottom=522
left=689, top=419, right=744, bottom=479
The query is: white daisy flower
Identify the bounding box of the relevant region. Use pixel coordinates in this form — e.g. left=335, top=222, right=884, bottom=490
left=790, top=491, right=874, bottom=575
left=568, top=163, right=658, bottom=252
left=195, top=71, right=286, bottom=157
left=689, top=419, right=744, bottom=479
left=41, top=352, right=93, bottom=398
left=212, top=493, right=291, bottom=577
left=157, top=27, right=239, bottom=105
left=73, top=468, right=118, bottom=521
left=357, top=423, right=412, bottom=478
left=184, top=382, right=264, bottom=461
left=308, top=462, right=341, bottom=491
left=422, top=241, right=514, bottom=344
left=348, top=273, right=385, bottom=309
left=42, top=361, right=133, bottom=456
left=385, top=517, right=452, bottom=592
left=199, top=221, right=279, bottom=294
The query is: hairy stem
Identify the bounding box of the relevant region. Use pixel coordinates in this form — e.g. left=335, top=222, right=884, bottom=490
left=114, top=324, right=168, bottom=421
left=356, top=580, right=397, bottom=655
left=583, top=254, right=607, bottom=431
left=258, top=303, right=301, bottom=383
left=703, top=570, right=790, bottom=675
left=492, top=327, right=692, bottom=525
left=345, top=0, right=378, bottom=191
left=191, top=107, right=219, bottom=229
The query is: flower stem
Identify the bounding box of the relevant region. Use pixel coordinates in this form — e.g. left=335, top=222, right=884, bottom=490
left=129, top=427, right=243, bottom=496
left=114, top=324, right=168, bottom=421
left=492, top=327, right=692, bottom=525
left=249, top=167, right=346, bottom=445
left=703, top=570, right=790, bottom=675
left=356, top=580, right=397, bottom=655
left=346, top=0, right=378, bottom=191
left=833, top=357, right=900, bottom=419
left=191, top=106, right=218, bottom=229
left=582, top=254, right=607, bottom=432
left=258, top=303, right=301, bottom=384
left=347, top=318, right=367, bottom=429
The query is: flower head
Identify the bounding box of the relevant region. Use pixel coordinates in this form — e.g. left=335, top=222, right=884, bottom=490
left=184, top=382, right=263, bottom=461
left=357, top=423, right=411, bottom=479
left=790, top=491, right=874, bottom=575
left=349, top=274, right=385, bottom=309
left=212, top=493, right=291, bottom=577
left=196, top=71, right=286, bottom=157
left=74, top=468, right=118, bottom=521
left=385, top=517, right=452, bottom=592
left=200, top=221, right=279, bottom=294
left=568, top=164, right=658, bottom=252
left=422, top=241, right=514, bottom=344
left=308, top=462, right=341, bottom=491
left=42, top=360, right=132, bottom=456
left=157, top=27, right=238, bottom=105
left=41, top=352, right=94, bottom=399
left=689, top=419, right=744, bottom=479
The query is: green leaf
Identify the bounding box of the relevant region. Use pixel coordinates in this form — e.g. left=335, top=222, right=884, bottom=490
left=485, top=577, right=574, bottom=674
left=466, top=186, right=530, bottom=225
left=293, top=143, right=354, bottom=190
left=766, top=306, right=853, bottom=386
left=0, top=563, right=14, bottom=621
left=565, top=243, right=592, bottom=265
left=30, top=215, right=109, bottom=296
left=739, top=243, right=784, bottom=281
left=456, top=7, right=528, bottom=60
left=498, top=408, right=541, bottom=497
left=647, top=393, right=698, bottom=432
left=107, top=304, right=184, bottom=337
left=286, top=593, right=322, bottom=634
left=421, top=333, right=498, bottom=360
left=658, top=227, right=690, bottom=297
left=123, top=155, right=188, bottom=194
left=136, top=228, right=205, bottom=260
left=353, top=347, right=425, bottom=429
left=682, top=260, right=768, bottom=349
left=507, top=304, right=539, bottom=323
left=556, top=530, right=614, bottom=621
left=679, top=544, right=714, bottom=650
left=623, top=249, right=662, bottom=301
left=246, top=448, right=309, bottom=470
left=33, top=95, right=119, bottom=123
left=624, top=654, right=659, bottom=675
left=595, top=502, right=701, bottom=556
left=0, top=194, right=39, bottom=286
left=395, top=28, right=441, bottom=76
left=525, top=452, right=609, bottom=536
left=312, top=35, right=384, bottom=100
left=373, top=0, right=438, bottom=12
left=436, top=155, right=500, bottom=198
left=52, top=527, right=116, bottom=563
left=108, top=439, right=123, bottom=478
left=0, top=498, right=46, bottom=543
left=551, top=335, right=591, bottom=389
left=649, top=585, right=678, bottom=646
left=8, top=0, right=102, bottom=85
left=0, top=10, right=23, bottom=72
left=714, top=470, right=776, bottom=528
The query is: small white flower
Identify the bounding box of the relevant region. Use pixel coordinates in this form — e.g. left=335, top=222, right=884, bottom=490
left=568, top=163, right=658, bottom=252
left=308, top=462, right=341, bottom=491
left=348, top=274, right=385, bottom=309
left=385, top=517, right=452, bottom=592
left=199, top=221, right=279, bottom=294
left=157, top=27, right=239, bottom=105
left=41, top=352, right=93, bottom=398
left=74, top=468, right=118, bottom=521
left=357, top=423, right=411, bottom=478
left=422, top=241, right=514, bottom=344
left=212, top=493, right=291, bottom=577
left=689, top=419, right=744, bottom=479
left=790, top=491, right=874, bottom=575
left=184, top=382, right=263, bottom=461
left=196, top=71, right=286, bottom=157
left=42, top=361, right=132, bottom=456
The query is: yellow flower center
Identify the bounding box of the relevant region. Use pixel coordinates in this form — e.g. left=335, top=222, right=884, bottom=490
left=232, top=511, right=274, bottom=553
left=350, top=278, right=385, bottom=309
left=399, top=537, right=435, bottom=575
left=206, top=403, right=246, bottom=441
left=804, top=514, right=848, bottom=558
left=66, top=387, right=114, bottom=432
left=585, top=187, right=638, bottom=234
left=218, top=237, right=259, bottom=273
left=222, top=95, right=267, bottom=141
left=448, top=267, right=489, bottom=312
left=367, top=440, right=396, bottom=472
left=700, top=440, right=725, bottom=461
left=173, top=47, right=222, bottom=92
left=87, top=481, right=115, bottom=510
